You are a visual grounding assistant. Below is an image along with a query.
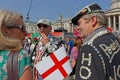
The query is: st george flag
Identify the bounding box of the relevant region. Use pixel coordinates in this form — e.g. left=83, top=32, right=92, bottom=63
left=35, top=46, right=72, bottom=80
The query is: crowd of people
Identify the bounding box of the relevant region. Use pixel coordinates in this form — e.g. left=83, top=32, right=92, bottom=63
left=0, top=3, right=120, bottom=80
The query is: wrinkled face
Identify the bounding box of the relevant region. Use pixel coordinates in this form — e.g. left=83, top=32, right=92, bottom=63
left=76, top=17, right=93, bottom=39
left=3, top=17, right=27, bottom=42
left=37, top=23, right=51, bottom=36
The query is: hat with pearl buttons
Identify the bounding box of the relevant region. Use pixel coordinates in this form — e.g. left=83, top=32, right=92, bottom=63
left=72, top=3, right=104, bottom=25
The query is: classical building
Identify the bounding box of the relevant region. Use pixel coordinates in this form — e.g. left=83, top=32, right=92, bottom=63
left=25, top=21, right=38, bottom=33
left=105, top=0, right=120, bottom=32
left=52, top=14, right=74, bottom=33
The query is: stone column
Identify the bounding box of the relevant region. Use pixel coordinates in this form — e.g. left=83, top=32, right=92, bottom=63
left=108, top=16, right=111, bottom=27
left=113, top=15, right=116, bottom=31
left=119, top=15, right=120, bottom=30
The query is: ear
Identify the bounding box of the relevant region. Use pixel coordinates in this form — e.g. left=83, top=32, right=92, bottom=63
left=2, top=26, right=9, bottom=35
left=92, top=16, right=97, bottom=26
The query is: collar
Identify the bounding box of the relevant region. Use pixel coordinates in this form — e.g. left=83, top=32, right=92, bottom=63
left=83, top=27, right=109, bottom=46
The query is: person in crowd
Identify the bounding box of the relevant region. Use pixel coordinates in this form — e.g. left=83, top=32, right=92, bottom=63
left=64, top=37, right=70, bottom=51
left=69, top=37, right=82, bottom=80
left=58, top=39, right=65, bottom=48
left=67, top=37, right=74, bottom=57
left=71, top=3, right=120, bottom=80
left=0, top=10, right=32, bottom=80
left=33, top=19, right=59, bottom=80
left=23, top=38, right=31, bottom=54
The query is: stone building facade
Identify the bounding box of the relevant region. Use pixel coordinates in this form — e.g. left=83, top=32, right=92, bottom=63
left=105, top=0, right=120, bottom=32
left=25, top=21, right=38, bottom=33
left=51, top=15, right=74, bottom=33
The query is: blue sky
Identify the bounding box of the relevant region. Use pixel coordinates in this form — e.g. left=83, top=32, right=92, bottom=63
left=0, top=0, right=111, bottom=22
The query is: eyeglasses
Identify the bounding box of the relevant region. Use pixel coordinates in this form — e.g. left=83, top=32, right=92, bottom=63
left=6, top=25, right=26, bottom=32
left=37, top=24, right=48, bottom=28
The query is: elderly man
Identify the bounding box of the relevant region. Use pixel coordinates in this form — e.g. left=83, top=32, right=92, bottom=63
left=72, top=3, right=120, bottom=80
left=33, top=19, right=58, bottom=80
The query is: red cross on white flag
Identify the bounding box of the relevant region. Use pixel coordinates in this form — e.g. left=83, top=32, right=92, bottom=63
left=35, top=46, right=72, bottom=80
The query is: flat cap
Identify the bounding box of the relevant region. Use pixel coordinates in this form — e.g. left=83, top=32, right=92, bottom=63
left=71, top=3, right=104, bottom=25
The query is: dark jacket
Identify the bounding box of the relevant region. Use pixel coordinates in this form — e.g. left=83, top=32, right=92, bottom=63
left=75, top=27, right=120, bottom=80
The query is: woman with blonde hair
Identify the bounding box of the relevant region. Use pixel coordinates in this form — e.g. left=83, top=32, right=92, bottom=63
left=0, top=10, right=32, bottom=80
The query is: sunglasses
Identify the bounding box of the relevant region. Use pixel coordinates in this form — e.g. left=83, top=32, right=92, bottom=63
left=38, top=24, right=48, bottom=28
left=6, top=25, right=26, bottom=32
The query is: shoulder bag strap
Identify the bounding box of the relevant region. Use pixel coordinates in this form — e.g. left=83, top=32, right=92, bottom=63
left=7, top=51, right=19, bottom=80
left=7, top=52, right=13, bottom=80
left=13, top=51, right=19, bottom=80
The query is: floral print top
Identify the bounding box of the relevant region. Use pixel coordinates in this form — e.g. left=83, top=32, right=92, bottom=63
left=0, top=49, right=30, bottom=80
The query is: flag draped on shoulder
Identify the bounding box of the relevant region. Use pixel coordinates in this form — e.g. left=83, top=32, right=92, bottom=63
left=35, top=46, right=72, bottom=80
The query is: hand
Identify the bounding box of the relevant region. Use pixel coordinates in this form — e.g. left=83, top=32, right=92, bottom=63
left=41, top=33, right=50, bottom=45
